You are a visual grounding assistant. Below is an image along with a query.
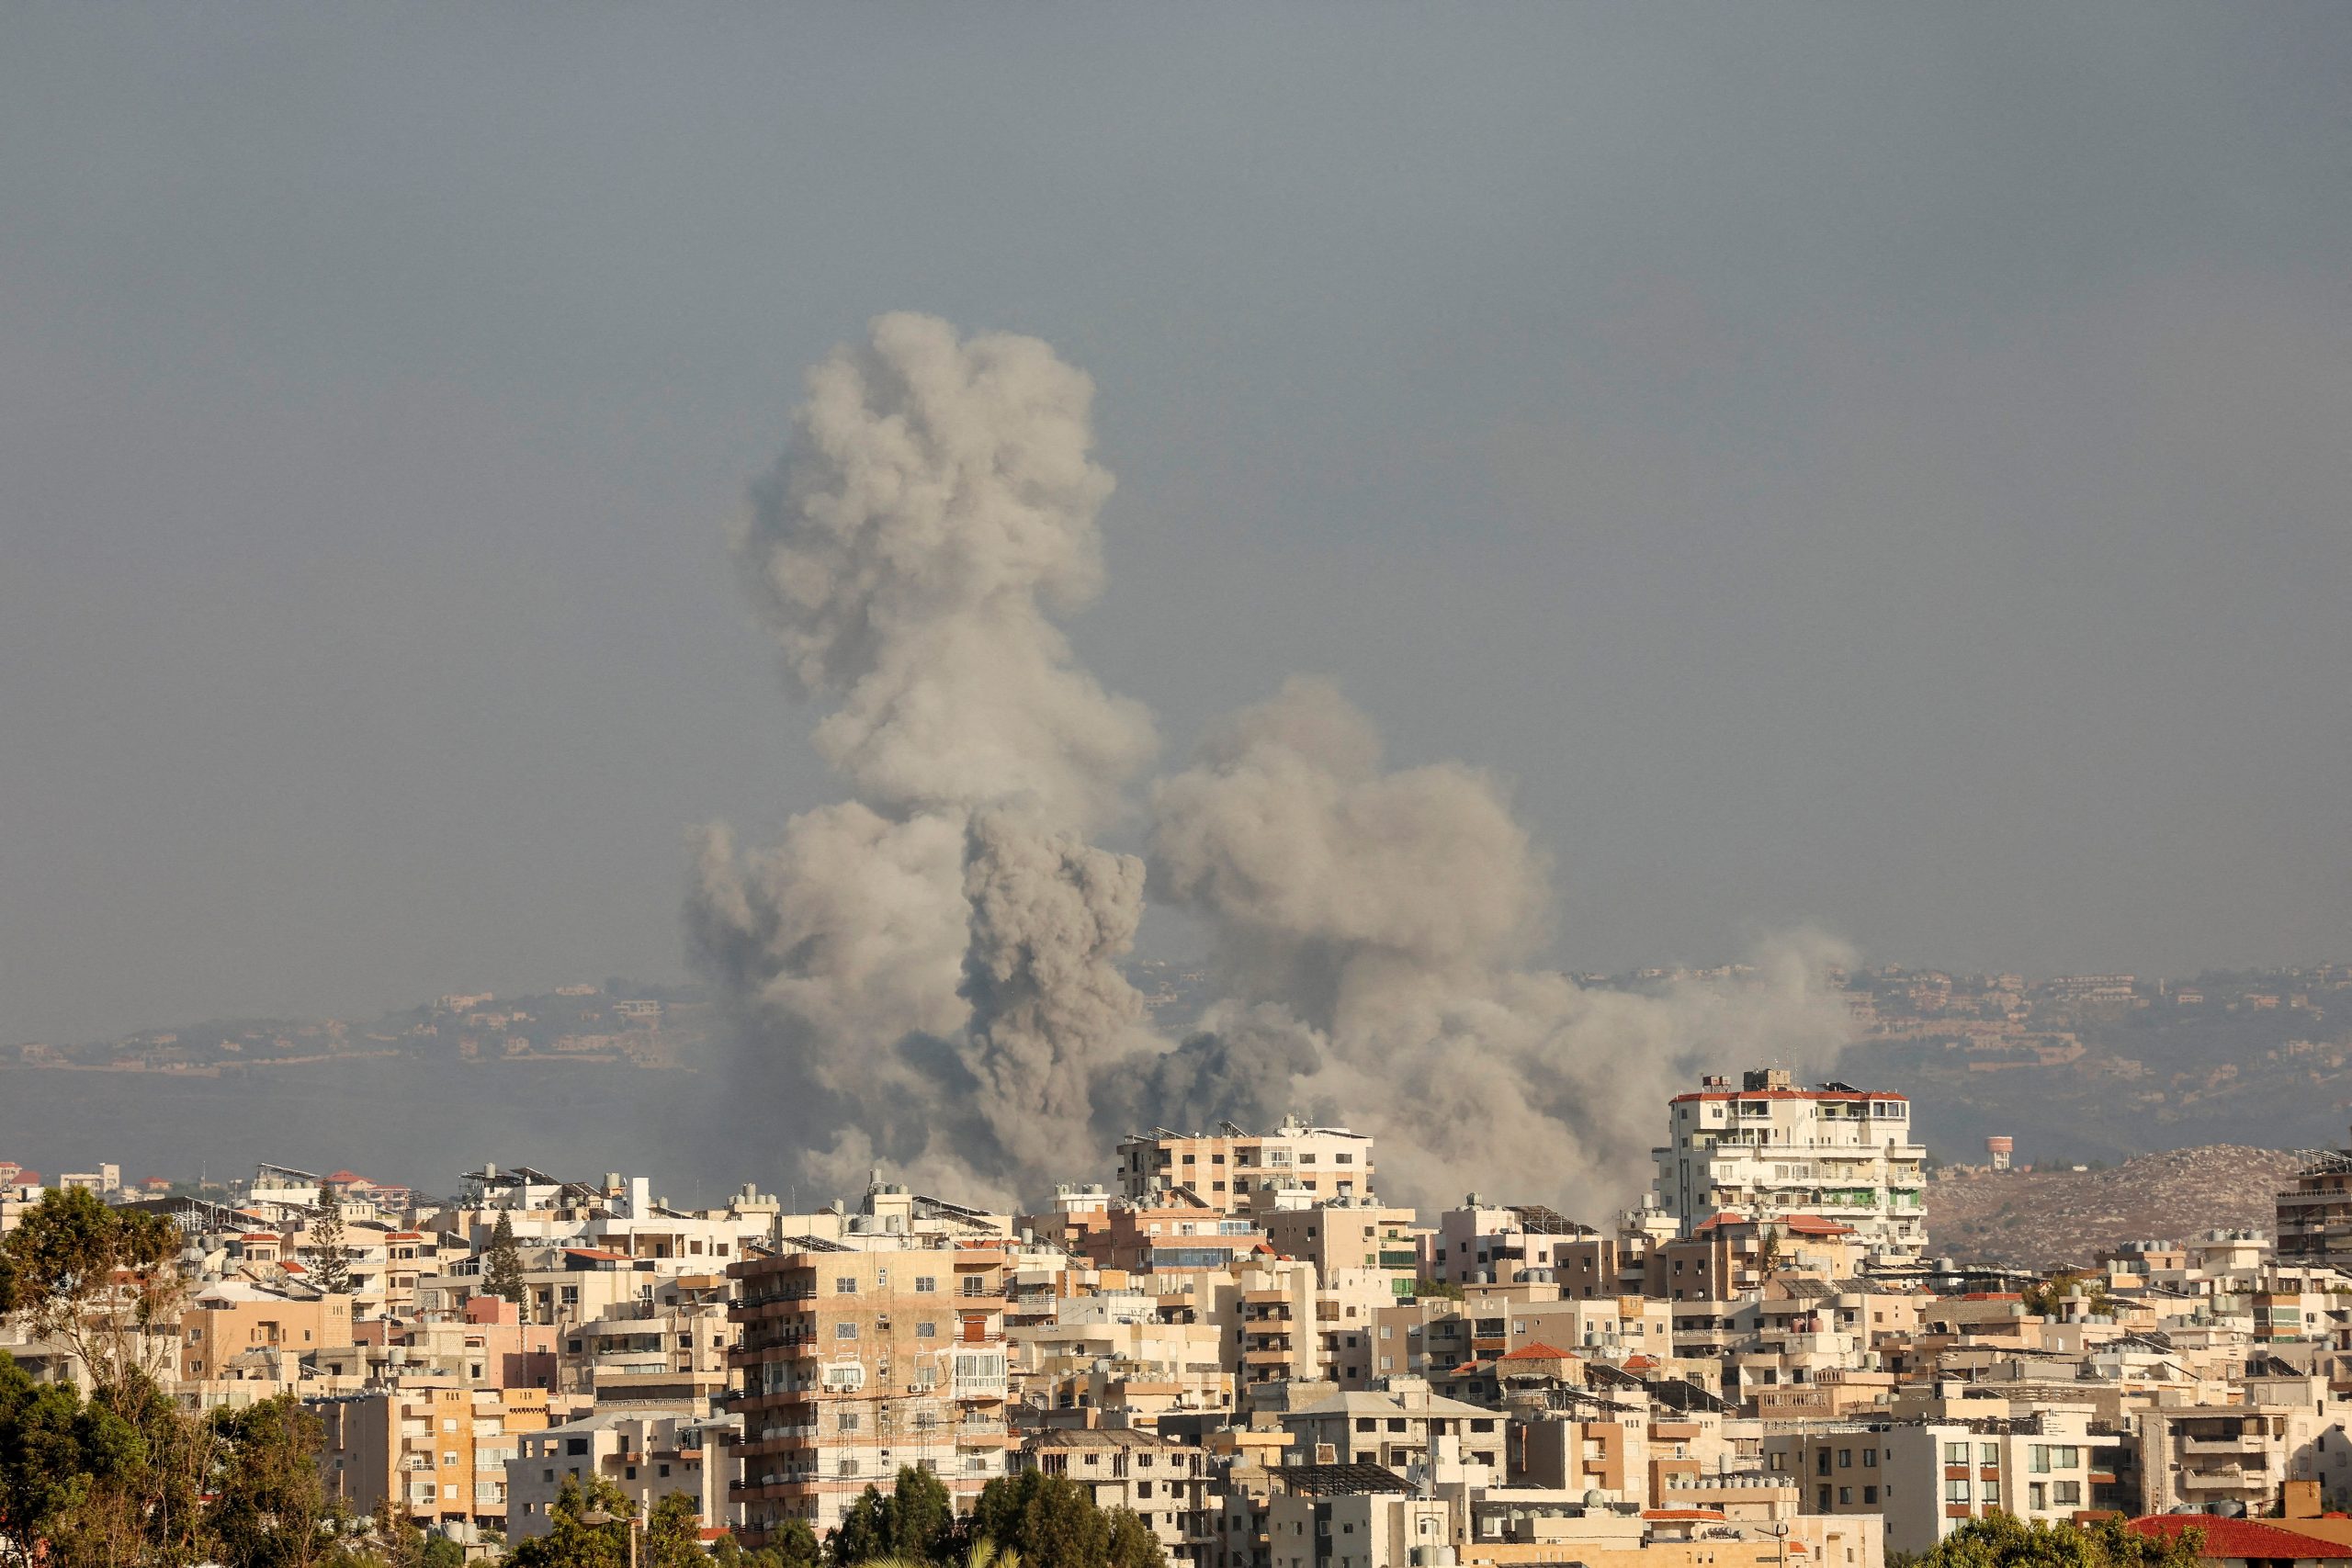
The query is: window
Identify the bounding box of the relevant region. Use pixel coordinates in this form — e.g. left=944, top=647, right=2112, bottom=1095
left=1944, top=1479, right=1970, bottom=1503
left=875, top=1269, right=888, bottom=1288
left=2050, top=1446, right=2079, bottom=1470
left=2029, top=1483, right=2047, bottom=1511
left=566, top=1439, right=589, bottom=1456
left=1980, top=1443, right=1998, bottom=1467
left=1863, top=1449, right=1877, bottom=1469
left=838, top=1413, right=861, bottom=1432
left=835, top=1322, right=858, bottom=1339
left=835, top=1278, right=858, bottom=1294
left=1983, top=1479, right=2000, bottom=1506
left=2030, top=1446, right=2050, bottom=1474
left=1945, top=1442, right=1969, bottom=1465
left=1838, top=1449, right=1852, bottom=1469
left=915, top=1276, right=937, bottom=1293
left=1818, top=1486, right=1832, bottom=1511
left=2052, top=1482, right=2081, bottom=1508
left=1863, top=1486, right=1878, bottom=1506
left=1818, top=1451, right=1833, bottom=1477
left=1838, top=1487, right=1851, bottom=1506
left=917, top=1322, right=938, bottom=1338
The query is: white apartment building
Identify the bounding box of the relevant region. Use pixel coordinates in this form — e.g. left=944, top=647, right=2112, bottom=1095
left=1762, top=1410, right=2119, bottom=1557
left=1654, top=1069, right=1926, bottom=1258
left=1116, top=1115, right=1373, bottom=1215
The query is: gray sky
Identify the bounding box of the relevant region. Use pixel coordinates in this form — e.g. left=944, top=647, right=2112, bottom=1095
left=4, top=6, right=2348, bottom=1044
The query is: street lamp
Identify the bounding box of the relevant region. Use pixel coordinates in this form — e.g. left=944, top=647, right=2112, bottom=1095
left=577, top=1506, right=639, bottom=1568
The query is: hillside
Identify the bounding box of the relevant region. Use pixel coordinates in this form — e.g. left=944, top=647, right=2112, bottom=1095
left=1924, top=1145, right=2305, bottom=1269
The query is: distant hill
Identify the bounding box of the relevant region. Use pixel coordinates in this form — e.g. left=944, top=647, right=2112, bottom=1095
left=1924, top=1145, right=2305, bottom=1269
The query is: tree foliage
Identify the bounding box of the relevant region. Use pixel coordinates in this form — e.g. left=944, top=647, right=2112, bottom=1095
left=2022, top=1270, right=2114, bottom=1319
left=1916, top=1515, right=2205, bottom=1568
left=962, top=1470, right=1163, bottom=1568
left=0, top=1187, right=187, bottom=1398
left=311, top=1208, right=353, bottom=1297
left=506, top=1473, right=638, bottom=1568
left=484, top=1212, right=528, bottom=1306
left=828, top=1466, right=957, bottom=1566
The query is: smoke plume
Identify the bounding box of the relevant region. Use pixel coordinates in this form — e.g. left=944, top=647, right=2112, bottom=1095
left=694, top=312, right=1853, bottom=1214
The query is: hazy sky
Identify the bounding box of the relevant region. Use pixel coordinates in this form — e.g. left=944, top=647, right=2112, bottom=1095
left=4, top=6, right=2348, bottom=1044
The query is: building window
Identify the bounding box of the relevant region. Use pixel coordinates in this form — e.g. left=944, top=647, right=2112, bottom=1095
left=1863, top=1486, right=1878, bottom=1506
left=1944, top=1442, right=1968, bottom=1465
left=1818, top=1486, right=1832, bottom=1511
left=1838, top=1487, right=1851, bottom=1506
left=1945, top=1479, right=1970, bottom=1503
left=835, top=1278, right=858, bottom=1294
left=835, top=1323, right=858, bottom=1339
left=2052, top=1482, right=2081, bottom=1507
left=1838, top=1450, right=1851, bottom=1469
left=1863, top=1450, right=1877, bottom=1468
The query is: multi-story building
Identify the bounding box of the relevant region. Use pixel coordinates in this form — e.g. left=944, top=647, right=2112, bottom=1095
left=1116, top=1117, right=1374, bottom=1215
left=310, top=1383, right=569, bottom=1535
left=1022, top=1428, right=1214, bottom=1566
left=728, top=1240, right=1010, bottom=1545
left=507, top=1410, right=737, bottom=1540
left=1761, top=1410, right=2119, bottom=1557
left=180, top=1281, right=354, bottom=1387
left=2278, top=1143, right=2352, bottom=1263
left=1654, top=1069, right=1926, bottom=1258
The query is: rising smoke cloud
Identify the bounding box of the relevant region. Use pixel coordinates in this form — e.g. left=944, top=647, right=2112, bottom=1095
left=691, top=312, right=1854, bottom=1214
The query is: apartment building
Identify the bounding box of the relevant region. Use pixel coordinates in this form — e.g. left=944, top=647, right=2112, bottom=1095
left=2278, top=1145, right=2352, bottom=1263
left=1023, top=1427, right=1213, bottom=1566
left=1654, top=1069, right=1926, bottom=1258
left=1117, top=1116, right=1374, bottom=1215
left=1761, top=1410, right=2118, bottom=1556
left=557, top=1270, right=733, bottom=1406
left=1430, top=1201, right=1597, bottom=1286
left=507, top=1410, right=736, bottom=1540
left=2140, top=1380, right=2333, bottom=1518
left=729, top=1240, right=1011, bottom=1545
left=311, top=1383, right=569, bottom=1534
left=181, top=1281, right=354, bottom=1383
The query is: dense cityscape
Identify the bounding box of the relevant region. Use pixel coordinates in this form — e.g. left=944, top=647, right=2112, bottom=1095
left=14, top=1060, right=2352, bottom=1567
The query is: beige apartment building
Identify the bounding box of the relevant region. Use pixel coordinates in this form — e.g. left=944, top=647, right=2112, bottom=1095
left=181, top=1281, right=354, bottom=1382
left=311, top=1383, right=569, bottom=1533
left=1116, top=1116, right=1374, bottom=1214
left=729, top=1241, right=1011, bottom=1545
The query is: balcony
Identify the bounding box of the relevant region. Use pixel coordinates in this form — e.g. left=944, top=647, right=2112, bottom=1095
left=2178, top=1467, right=2253, bottom=1491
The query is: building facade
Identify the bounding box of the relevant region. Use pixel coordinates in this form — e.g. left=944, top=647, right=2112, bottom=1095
left=1654, top=1069, right=1926, bottom=1258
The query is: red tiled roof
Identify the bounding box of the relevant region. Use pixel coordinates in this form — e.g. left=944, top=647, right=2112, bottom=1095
left=324, top=1170, right=366, bottom=1184
left=2128, top=1516, right=2352, bottom=1560
left=1622, top=1354, right=1661, bottom=1371
left=8, top=1171, right=40, bottom=1186
left=1500, top=1342, right=1578, bottom=1361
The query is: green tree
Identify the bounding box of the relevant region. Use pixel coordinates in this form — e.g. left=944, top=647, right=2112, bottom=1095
left=209, top=1395, right=334, bottom=1568
left=2022, top=1270, right=2113, bottom=1319
left=0, top=1186, right=187, bottom=1398
left=646, top=1492, right=709, bottom=1568
left=0, top=1355, right=213, bottom=1568
left=507, top=1473, right=636, bottom=1568
left=484, top=1212, right=527, bottom=1306
left=962, top=1470, right=1163, bottom=1568
left=311, top=1207, right=353, bottom=1296
left=827, top=1467, right=956, bottom=1566
left=712, top=1519, right=820, bottom=1568
left=1916, top=1515, right=2205, bottom=1568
